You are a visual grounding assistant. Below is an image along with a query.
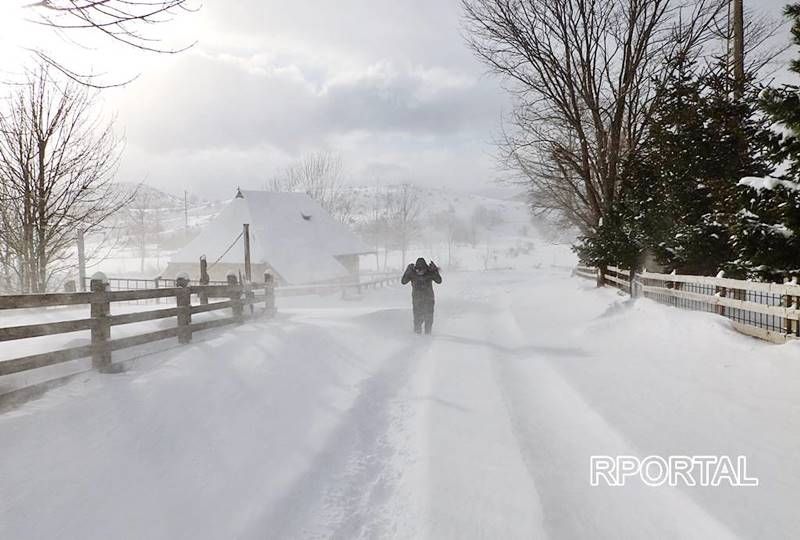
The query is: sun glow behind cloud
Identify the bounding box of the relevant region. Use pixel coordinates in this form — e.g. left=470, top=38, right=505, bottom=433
left=0, top=1, right=36, bottom=73
left=0, top=0, right=202, bottom=85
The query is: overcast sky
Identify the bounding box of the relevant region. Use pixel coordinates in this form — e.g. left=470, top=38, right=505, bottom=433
left=98, top=0, right=508, bottom=200
left=2, top=0, right=797, bottom=201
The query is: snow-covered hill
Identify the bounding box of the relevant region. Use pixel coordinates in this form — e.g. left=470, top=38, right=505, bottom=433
left=112, top=183, right=225, bottom=237
left=345, top=184, right=531, bottom=226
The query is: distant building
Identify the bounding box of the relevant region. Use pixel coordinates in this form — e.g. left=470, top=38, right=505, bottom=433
left=164, top=190, right=371, bottom=284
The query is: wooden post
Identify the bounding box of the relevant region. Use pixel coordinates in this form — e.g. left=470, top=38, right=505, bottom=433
left=629, top=269, right=635, bottom=298
left=199, top=256, right=209, bottom=305
left=597, top=264, right=606, bottom=287
left=783, top=278, right=796, bottom=335
left=184, top=190, right=189, bottom=240
left=243, top=223, right=252, bottom=283
left=716, top=286, right=727, bottom=317
left=176, top=274, right=192, bottom=344
left=77, top=228, right=86, bottom=292
left=90, top=274, right=111, bottom=372
left=246, top=280, right=255, bottom=316
left=264, top=272, right=275, bottom=318
left=732, top=0, right=744, bottom=100
left=228, top=273, right=243, bottom=323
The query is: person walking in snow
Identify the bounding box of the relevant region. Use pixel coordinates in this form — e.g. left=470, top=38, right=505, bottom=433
left=401, top=257, right=442, bottom=334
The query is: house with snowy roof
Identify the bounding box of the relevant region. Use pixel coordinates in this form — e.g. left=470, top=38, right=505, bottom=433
left=164, top=190, right=371, bottom=284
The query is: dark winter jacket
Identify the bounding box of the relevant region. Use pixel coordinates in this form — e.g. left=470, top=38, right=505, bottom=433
left=401, top=259, right=442, bottom=302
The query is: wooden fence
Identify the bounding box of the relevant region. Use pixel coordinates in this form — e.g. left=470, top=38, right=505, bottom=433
left=0, top=274, right=276, bottom=378
left=575, top=265, right=800, bottom=343
left=0, top=271, right=399, bottom=379
left=85, top=273, right=398, bottom=300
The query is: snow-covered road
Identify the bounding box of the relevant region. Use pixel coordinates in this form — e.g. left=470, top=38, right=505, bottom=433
left=1, top=269, right=799, bottom=539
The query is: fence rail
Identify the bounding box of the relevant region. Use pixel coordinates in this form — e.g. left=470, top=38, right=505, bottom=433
left=84, top=273, right=399, bottom=299
left=574, top=265, right=598, bottom=281
left=0, top=271, right=400, bottom=383
left=576, top=265, right=800, bottom=343
left=0, top=274, right=277, bottom=378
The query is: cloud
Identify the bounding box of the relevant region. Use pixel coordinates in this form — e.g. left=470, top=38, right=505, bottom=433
left=120, top=50, right=503, bottom=153
left=111, top=0, right=509, bottom=198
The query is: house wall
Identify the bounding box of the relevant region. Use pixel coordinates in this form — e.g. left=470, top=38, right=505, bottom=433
left=335, top=254, right=360, bottom=278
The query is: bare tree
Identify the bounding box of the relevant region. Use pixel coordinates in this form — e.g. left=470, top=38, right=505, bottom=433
left=462, top=0, right=728, bottom=233
left=0, top=66, right=130, bottom=292
left=0, top=203, right=17, bottom=292
left=430, top=206, right=462, bottom=268
left=271, top=151, right=354, bottom=224
left=387, top=183, right=421, bottom=267
left=18, top=0, right=199, bottom=86
left=126, top=187, right=153, bottom=273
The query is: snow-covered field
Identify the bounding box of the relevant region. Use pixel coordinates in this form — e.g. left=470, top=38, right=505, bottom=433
left=1, top=267, right=798, bottom=538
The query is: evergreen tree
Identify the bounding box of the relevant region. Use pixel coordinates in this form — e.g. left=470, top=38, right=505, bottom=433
left=732, top=3, right=800, bottom=280
left=761, top=4, right=800, bottom=180
left=577, top=56, right=774, bottom=275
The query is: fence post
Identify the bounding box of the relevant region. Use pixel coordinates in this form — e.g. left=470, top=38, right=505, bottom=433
left=793, top=277, right=800, bottom=337
left=154, top=276, right=161, bottom=305
left=782, top=277, right=797, bottom=335
left=629, top=269, right=636, bottom=298
left=597, top=264, right=606, bottom=287
left=90, top=272, right=112, bottom=372
left=228, top=272, right=244, bottom=323
left=264, top=272, right=275, bottom=318
left=176, top=273, right=192, bottom=344
left=199, top=256, right=209, bottom=305
left=715, top=287, right=726, bottom=317
left=245, top=280, right=255, bottom=316
left=77, top=228, right=86, bottom=292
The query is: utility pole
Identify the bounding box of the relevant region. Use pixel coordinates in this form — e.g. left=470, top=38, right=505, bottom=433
left=77, top=228, right=86, bottom=292
left=243, top=223, right=252, bottom=283
left=184, top=190, right=189, bottom=240
left=732, top=0, right=745, bottom=99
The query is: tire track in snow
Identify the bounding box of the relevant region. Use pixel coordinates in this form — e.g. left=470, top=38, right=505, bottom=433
left=490, top=294, right=738, bottom=539
left=243, top=329, right=433, bottom=539
left=412, top=295, right=548, bottom=539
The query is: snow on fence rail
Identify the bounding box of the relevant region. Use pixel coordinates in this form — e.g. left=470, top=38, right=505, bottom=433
left=82, top=276, right=230, bottom=291
left=575, top=265, right=800, bottom=343
left=574, top=265, right=598, bottom=281
left=0, top=275, right=276, bottom=379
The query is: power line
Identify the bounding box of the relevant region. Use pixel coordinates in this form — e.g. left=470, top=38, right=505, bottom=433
left=208, top=231, right=244, bottom=270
